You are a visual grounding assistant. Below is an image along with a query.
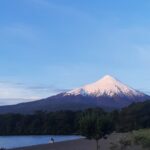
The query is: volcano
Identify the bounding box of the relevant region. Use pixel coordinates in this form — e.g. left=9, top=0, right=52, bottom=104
left=0, top=75, right=149, bottom=114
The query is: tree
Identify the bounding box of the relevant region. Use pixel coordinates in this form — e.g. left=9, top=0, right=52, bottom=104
left=79, top=109, right=114, bottom=150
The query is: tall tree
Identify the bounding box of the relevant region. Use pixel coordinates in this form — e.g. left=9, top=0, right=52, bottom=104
left=79, top=109, right=114, bottom=150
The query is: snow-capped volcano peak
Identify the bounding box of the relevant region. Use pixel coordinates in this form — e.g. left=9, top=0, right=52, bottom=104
left=65, top=75, right=145, bottom=97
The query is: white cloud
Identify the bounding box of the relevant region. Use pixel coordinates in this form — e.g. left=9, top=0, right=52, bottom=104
left=0, top=81, right=65, bottom=105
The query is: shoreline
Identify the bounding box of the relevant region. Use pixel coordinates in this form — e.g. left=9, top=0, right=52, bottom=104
left=10, top=139, right=98, bottom=150
left=10, top=133, right=143, bottom=150
left=0, top=135, right=83, bottom=149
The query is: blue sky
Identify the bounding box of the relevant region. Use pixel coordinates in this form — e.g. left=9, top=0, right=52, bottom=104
left=0, top=0, right=150, bottom=105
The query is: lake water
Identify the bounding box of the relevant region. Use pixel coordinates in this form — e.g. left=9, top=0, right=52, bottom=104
left=0, top=135, right=83, bottom=149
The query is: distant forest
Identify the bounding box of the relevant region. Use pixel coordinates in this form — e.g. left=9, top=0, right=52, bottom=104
left=0, top=101, right=149, bottom=135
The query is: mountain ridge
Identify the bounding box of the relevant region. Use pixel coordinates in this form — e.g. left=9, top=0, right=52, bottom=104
left=0, top=75, right=149, bottom=114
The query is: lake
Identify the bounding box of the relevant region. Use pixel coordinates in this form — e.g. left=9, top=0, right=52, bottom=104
left=0, top=135, right=83, bottom=149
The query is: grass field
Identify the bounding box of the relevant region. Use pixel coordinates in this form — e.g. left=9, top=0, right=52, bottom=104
left=133, top=129, right=150, bottom=149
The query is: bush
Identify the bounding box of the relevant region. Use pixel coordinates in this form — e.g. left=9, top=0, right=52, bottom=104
left=133, top=129, right=150, bottom=148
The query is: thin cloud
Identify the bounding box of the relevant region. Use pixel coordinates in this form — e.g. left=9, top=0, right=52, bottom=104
left=135, top=46, right=150, bottom=64
left=138, top=88, right=150, bottom=95
left=0, top=81, right=66, bottom=105
left=27, top=85, right=68, bottom=93
left=1, top=23, right=38, bottom=42
left=0, top=98, right=32, bottom=106
left=27, top=0, right=97, bottom=23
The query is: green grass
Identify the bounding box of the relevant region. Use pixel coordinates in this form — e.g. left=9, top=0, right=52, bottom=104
left=132, top=129, right=150, bottom=148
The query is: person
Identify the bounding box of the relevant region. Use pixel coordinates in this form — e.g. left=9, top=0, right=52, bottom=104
left=50, top=137, right=54, bottom=144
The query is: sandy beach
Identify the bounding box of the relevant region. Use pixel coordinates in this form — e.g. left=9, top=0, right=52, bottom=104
left=11, top=133, right=143, bottom=150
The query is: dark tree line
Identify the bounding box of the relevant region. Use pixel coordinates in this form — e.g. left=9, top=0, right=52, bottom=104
left=116, top=100, right=150, bottom=132
left=0, top=101, right=149, bottom=135
left=0, top=111, right=80, bottom=135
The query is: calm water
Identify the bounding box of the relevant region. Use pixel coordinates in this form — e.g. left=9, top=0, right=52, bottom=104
left=0, top=135, right=82, bottom=149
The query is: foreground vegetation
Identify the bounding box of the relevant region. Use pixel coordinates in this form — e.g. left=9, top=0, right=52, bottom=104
left=108, top=129, right=150, bottom=150
left=133, top=129, right=150, bottom=148
left=0, top=101, right=149, bottom=150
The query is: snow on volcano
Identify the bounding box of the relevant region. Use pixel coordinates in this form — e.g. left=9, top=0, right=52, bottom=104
left=65, top=75, right=145, bottom=98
